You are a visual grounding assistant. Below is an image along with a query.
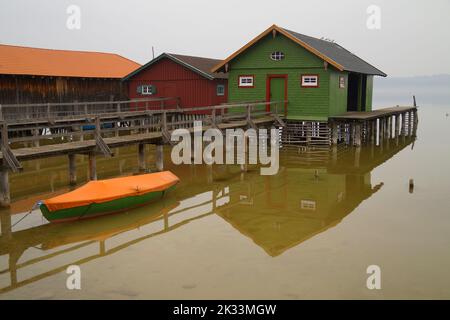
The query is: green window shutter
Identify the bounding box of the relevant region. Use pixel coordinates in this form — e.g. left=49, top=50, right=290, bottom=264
left=136, top=85, right=142, bottom=94
left=151, top=85, right=157, bottom=94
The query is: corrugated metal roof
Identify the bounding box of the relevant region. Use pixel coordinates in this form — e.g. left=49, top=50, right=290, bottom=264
left=123, top=53, right=228, bottom=80
left=281, top=28, right=387, bottom=76
left=0, top=44, right=141, bottom=78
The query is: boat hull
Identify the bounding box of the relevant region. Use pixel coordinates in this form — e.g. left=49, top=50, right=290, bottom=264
left=40, top=185, right=175, bottom=223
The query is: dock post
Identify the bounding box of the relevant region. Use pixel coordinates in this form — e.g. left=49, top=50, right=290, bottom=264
left=156, top=144, right=164, bottom=171
left=241, top=135, right=248, bottom=172
left=33, top=129, right=40, bottom=147
left=370, top=120, right=376, bottom=144
left=412, top=109, right=418, bottom=137
left=331, top=122, right=338, bottom=145
left=395, top=114, right=400, bottom=137
left=354, top=122, right=362, bottom=147
left=402, top=112, right=406, bottom=136
left=408, top=111, right=413, bottom=136
left=88, top=152, right=97, bottom=181
left=0, top=164, right=10, bottom=207
left=68, top=154, right=77, bottom=185
left=378, top=118, right=384, bottom=148
left=388, top=116, right=394, bottom=139
left=138, top=143, right=146, bottom=172
left=0, top=211, right=12, bottom=240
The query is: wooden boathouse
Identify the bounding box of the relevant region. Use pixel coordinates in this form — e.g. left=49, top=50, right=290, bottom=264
left=123, top=53, right=228, bottom=112
left=211, top=24, right=417, bottom=145
left=0, top=44, right=141, bottom=104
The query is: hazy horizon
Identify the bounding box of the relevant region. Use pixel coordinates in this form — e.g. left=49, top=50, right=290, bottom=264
left=1, top=0, right=449, bottom=78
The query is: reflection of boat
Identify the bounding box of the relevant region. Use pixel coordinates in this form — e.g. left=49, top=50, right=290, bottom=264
left=40, top=171, right=179, bottom=223
left=0, top=135, right=415, bottom=295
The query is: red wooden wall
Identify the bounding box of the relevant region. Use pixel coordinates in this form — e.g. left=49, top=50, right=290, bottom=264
left=127, top=57, right=227, bottom=113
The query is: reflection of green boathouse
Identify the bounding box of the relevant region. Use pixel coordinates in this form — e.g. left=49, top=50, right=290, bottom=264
left=0, top=135, right=414, bottom=293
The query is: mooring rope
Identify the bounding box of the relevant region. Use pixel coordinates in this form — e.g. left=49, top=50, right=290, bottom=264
left=9, top=200, right=42, bottom=230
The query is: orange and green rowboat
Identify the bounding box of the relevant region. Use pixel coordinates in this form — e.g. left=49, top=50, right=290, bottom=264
left=40, top=171, right=179, bottom=223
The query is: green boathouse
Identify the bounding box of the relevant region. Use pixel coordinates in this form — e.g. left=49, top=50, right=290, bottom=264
left=212, top=25, right=386, bottom=121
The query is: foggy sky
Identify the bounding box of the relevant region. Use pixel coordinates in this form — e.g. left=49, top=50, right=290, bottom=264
left=0, top=0, right=448, bottom=77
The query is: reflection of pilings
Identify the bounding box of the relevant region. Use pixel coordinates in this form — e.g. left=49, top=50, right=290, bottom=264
left=0, top=165, right=10, bottom=207
left=138, top=143, right=146, bottom=172
left=88, top=152, right=97, bottom=181
left=354, top=146, right=361, bottom=167
left=354, top=122, right=361, bottom=147
left=156, top=144, right=164, bottom=171
left=0, top=211, right=12, bottom=240
left=99, top=240, right=106, bottom=255
left=68, top=154, right=77, bottom=185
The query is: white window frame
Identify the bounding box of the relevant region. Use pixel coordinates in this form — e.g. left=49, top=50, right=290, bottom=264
left=301, top=75, right=319, bottom=87
left=238, top=75, right=254, bottom=88
left=216, top=84, right=225, bottom=96
left=270, top=51, right=285, bottom=61
left=141, top=85, right=153, bottom=95
left=339, top=76, right=345, bottom=89
left=301, top=200, right=316, bottom=211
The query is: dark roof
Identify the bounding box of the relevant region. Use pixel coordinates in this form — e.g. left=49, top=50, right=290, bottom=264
left=282, top=28, right=387, bottom=76
left=123, top=52, right=228, bottom=80
left=211, top=25, right=386, bottom=77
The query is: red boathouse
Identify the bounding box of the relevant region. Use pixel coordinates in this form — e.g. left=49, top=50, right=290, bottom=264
left=123, top=53, right=228, bottom=112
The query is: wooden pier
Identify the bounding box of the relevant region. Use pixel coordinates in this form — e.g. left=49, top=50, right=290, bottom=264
left=0, top=98, right=286, bottom=206
left=329, top=106, right=418, bottom=146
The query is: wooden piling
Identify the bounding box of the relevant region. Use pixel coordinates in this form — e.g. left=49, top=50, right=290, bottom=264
left=401, top=112, right=406, bottom=136
left=395, top=114, right=400, bottom=137
left=88, top=152, right=97, bottom=181
left=370, top=120, right=376, bottom=144
left=156, top=144, right=164, bottom=171
left=33, top=129, right=40, bottom=147
left=354, top=122, right=362, bottom=147
left=387, top=116, right=394, bottom=139
left=241, top=135, right=248, bottom=172
left=138, top=143, right=146, bottom=172
left=0, top=165, right=10, bottom=207
left=68, top=153, right=77, bottom=185
left=331, top=122, right=338, bottom=145
left=409, top=179, right=414, bottom=193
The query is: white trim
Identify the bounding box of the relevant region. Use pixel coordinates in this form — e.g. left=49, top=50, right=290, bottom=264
left=270, top=51, right=285, bottom=61
left=238, top=75, right=254, bottom=87
left=301, top=75, right=318, bottom=87
left=141, top=85, right=153, bottom=95
left=339, top=76, right=345, bottom=89
left=216, top=84, right=225, bottom=96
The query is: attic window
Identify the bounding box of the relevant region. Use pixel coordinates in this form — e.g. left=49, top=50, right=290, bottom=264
left=270, top=51, right=285, bottom=61
left=301, top=75, right=319, bottom=88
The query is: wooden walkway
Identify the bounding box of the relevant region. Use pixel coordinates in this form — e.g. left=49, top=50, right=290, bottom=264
left=0, top=116, right=276, bottom=161
left=0, top=98, right=287, bottom=206
left=329, top=106, right=417, bottom=121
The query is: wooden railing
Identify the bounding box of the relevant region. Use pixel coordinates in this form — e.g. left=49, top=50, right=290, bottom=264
left=0, top=97, right=180, bottom=123
left=0, top=99, right=287, bottom=172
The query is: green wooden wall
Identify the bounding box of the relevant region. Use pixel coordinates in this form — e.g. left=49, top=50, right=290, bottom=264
left=328, top=70, right=348, bottom=117
left=227, top=33, right=374, bottom=120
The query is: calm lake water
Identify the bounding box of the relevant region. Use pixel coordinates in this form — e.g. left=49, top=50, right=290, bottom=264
left=1, top=103, right=450, bottom=299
